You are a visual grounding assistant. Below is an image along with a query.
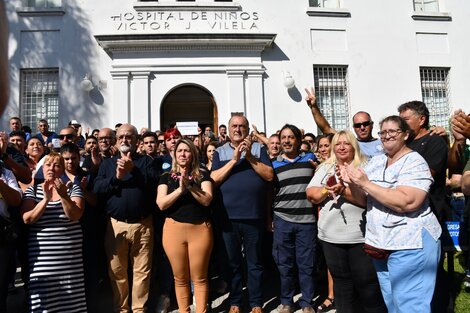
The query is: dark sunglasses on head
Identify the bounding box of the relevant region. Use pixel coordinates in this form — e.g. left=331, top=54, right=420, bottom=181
left=59, top=134, right=74, bottom=140
left=353, top=121, right=372, bottom=128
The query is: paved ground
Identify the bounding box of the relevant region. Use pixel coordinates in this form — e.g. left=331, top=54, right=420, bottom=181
left=7, top=268, right=336, bottom=313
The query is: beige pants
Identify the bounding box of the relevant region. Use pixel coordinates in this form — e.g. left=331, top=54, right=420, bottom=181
left=105, top=216, right=153, bottom=313
left=162, top=218, right=213, bottom=313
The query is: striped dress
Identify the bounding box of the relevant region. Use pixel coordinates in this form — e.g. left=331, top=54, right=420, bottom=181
left=24, top=184, right=87, bottom=313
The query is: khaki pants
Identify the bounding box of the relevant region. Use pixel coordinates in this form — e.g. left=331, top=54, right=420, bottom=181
left=105, top=216, right=153, bottom=313
left=162, top=218, right=213, bottom=313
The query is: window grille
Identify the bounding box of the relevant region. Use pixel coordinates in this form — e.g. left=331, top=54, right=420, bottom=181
left=309, top=0, right=340, bottom=8
left=20, top=68, right=59, bottom=132
left=313, top=65, right=349, bottom=132
left=414, top=0, right=439, bottom=12
left=420, top=67, right=450, bottom=130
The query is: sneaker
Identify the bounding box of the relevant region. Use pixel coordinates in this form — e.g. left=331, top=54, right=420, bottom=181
left=302, top=307, right=316, bottom=313
left=156, top=294, right=171, bottom=313
left=228, top=306, right=240, bottom=313
left=464, top=270, right=470, bottom=291
left=251, top=306, right=263, bottom=313
left=278, top=304, right=294, bottom=313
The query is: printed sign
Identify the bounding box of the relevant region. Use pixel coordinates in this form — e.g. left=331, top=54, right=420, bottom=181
left=176, top=121, right=199, bottom=136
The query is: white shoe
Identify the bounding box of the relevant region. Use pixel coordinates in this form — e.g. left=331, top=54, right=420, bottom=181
left=156, top=294, right=171, bottom=313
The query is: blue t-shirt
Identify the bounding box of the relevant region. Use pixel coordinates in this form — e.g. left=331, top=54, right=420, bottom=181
left=212, top=142, right=272, bottom=220
left=359, top=139, right=384, bottom=159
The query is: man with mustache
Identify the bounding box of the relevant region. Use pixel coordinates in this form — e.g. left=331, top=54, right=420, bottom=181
left=94, top=124, right=160, bottom=313
left=211, top=115, right=274, bottom=313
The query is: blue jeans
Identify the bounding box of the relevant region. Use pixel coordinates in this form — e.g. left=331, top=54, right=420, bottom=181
left=373, top=229, right=441, bottom=313
left=272, top=216, right=317, bottom=308
left=222, top=219, right=264, bottom=308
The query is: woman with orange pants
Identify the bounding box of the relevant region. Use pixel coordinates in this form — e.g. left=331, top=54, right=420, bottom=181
left=157, top=138, right=213, bottom=313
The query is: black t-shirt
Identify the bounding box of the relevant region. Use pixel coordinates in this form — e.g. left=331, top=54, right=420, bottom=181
left=158, top=170, right=211, bottom=223
left=408, top=133, right=450, bottom=221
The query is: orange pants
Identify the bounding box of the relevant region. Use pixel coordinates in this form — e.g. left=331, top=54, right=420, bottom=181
left=162, top=218, right=213, bottom=313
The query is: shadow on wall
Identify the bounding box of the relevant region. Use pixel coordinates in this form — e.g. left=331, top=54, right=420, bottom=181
left=262, top=43, right=302, bottom=102
left=5, top=0, right=103, bottom=130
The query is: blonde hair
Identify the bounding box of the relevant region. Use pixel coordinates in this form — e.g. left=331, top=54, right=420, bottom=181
left=323, top=130, right=366, bottom=168
left=171, top=138, right=203, bottom=183
left=43, top=152, right=65, bottom=169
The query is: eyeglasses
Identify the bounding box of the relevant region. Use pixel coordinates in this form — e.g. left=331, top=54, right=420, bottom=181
left=377, top=129, right=403, bottom=138
left=59, top=134, right=74, bottom=140
left=98, top=136, right=112, bottom=142
left=157, top=140, right=164, bottom=144
left=353, top=121, right=372, bottom=128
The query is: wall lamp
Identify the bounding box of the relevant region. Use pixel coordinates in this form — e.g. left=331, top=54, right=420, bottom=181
left=81, top=73, right=107, bottom=92
left=283, top=71, right=295, bottom=89
left=81, top=73, right=94, bottom=92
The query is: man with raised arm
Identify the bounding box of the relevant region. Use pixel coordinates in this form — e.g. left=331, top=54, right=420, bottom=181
left=305, top=87, right=383, bottom=158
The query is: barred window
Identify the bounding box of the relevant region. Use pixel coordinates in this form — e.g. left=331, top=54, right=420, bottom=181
left=20, top=69, right=59, bottom=132
left=23, top=0, right=62, bottom=8
left=313, top=65, right=349, bottom=132
left=414, top=0, right=439, bottom=12
left=309, top=0, right=340, bottom=8
left=420, top=67, right=450, bottom=130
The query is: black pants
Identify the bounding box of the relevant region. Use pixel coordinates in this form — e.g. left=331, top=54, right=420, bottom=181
left=0, top=234, right=16, bottom=312
left=320, top=240, right=387, bottom=313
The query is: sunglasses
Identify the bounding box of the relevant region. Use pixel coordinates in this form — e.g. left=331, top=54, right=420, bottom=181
left=59, top=134, right=74, bottom=140
left=353, top=121, right=372, bottom=128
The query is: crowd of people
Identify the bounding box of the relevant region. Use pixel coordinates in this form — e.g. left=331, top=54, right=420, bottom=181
left=0, top=89, right=469, bottom=313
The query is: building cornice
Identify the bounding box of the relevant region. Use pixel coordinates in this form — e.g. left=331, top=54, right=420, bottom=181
left=306, top=7, right=351, bottom=18
left=95, top=33, right=276, bottom=57
left=16, top=7, right=65, bottom=17
left=411, top=12, right=452, bottom=21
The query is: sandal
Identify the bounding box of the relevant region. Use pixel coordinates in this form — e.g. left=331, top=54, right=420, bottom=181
left=317, top=297, right=334, bottom=312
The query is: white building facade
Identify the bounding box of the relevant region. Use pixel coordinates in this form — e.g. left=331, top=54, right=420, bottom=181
left=3, top=0, right=469, bottom=135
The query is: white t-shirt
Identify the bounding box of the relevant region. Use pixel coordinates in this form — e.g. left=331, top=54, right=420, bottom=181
left=307, top=163, right=367, bottom=244
left=0, top=168, right=22, bottom=220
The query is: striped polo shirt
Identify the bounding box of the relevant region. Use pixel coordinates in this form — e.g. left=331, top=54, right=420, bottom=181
left=272, top=152, right=317, bottom=223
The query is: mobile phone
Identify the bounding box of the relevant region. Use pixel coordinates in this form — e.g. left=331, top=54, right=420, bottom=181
left=52, top=138, right=61, bottom=149
left=326, top=175, right=337, bottom=187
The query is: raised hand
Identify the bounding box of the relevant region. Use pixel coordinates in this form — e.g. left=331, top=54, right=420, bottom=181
left=116, top=152, right=134, bottom=180
left=452, top=110, right=470, bottom=139
left=43, top=180, right=54, bottom=201
left=80, top=176, right=88, bottom=191
left=0, top=131, right=7, bottom=154
left=243, top=136, right=253, bottom=158
left=305, top=87, right=317, bottom=108
left=54, top=178, right=69, bottom=198
left=344, top=163, right=369, bottom=188
left=91, top=146, right=101, bottom=166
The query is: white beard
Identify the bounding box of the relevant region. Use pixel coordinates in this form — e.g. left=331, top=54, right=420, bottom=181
left=119, top=145, right=131, bottom=154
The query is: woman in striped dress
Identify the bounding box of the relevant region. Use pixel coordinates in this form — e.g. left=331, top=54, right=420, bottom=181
left=21, top=152, right=86, bottom=312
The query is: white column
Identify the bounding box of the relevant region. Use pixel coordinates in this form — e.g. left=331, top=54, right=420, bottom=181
left=226, top=70, right=246, bottom=115
left=110, top=71, right=130, bottom=125
left=245, top=69, right=265, bottom=131
left=130, top=71, right=151, bottom=130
